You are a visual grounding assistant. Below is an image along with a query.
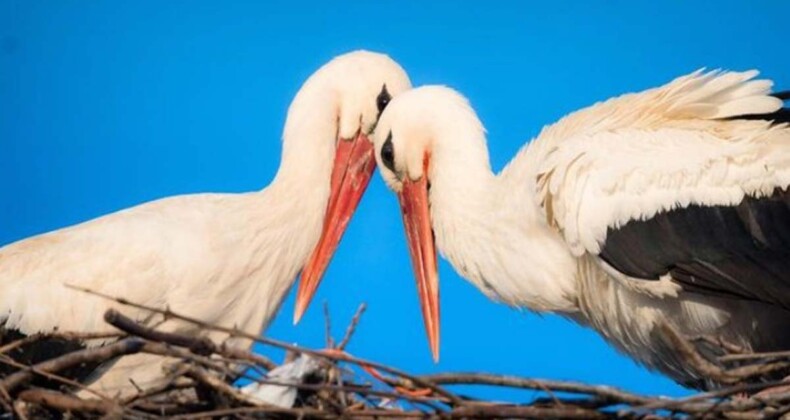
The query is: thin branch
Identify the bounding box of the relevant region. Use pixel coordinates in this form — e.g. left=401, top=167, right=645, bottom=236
left=449, top=403, right=610, bottom=419
left=658, top=322, right=790, bottom=384
left=105, top=309, right=276, bottom=370
left=323, top=301, right=334, bottom=349
left=0, top=337, right=145, bottom=393
left=417, top=372, right=652, bottom=407
left=337, top=303, right=366, bottom=351
left=0, top=331, right=121, bottom=355
left=17, top=389, right=119, bottom=415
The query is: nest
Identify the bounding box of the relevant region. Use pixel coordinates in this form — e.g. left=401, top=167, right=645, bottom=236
left=2, top=289, right=790, bottom=419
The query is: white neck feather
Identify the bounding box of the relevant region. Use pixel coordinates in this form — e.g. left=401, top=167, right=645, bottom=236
left=429, top=111, right=579, bottom=314
left=229, top=75, right=339, bottom=320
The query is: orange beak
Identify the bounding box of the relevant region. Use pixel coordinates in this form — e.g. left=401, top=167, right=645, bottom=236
left=293, top=132, right=376, bottom=323
left=398, top=157, right=440, bottom=361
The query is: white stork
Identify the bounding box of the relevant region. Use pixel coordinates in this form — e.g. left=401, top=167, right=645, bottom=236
left=372, top=70, right=790, bottom=390
left=0, top=50, right=411, bottom=396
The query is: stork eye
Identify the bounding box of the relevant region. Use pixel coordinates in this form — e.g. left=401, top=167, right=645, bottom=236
left=376, top=84, right=391, bottom=115
left=381, top=132, right=395, bottom=172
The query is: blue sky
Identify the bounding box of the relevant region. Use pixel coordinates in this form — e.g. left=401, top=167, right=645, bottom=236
left=2, top=1, right=788, bottom=399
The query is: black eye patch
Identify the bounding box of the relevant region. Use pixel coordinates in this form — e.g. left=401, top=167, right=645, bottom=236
left=381, top=131, right=395, bottom=172
left=376, top=84, right=391, bottom=116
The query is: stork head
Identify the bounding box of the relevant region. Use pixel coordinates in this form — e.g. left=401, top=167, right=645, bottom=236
left=372, top=86, right=487, bottom=361
left=293, top=51, right=412, bottom=323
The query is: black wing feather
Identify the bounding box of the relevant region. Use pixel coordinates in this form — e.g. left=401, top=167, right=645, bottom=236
left=600, top=187, right=790, bottom=308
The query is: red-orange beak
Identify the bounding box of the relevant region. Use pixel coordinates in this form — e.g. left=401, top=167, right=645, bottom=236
left=398, top=156, right=440, bottom=362
left=293, top=132, right=376, bottom=323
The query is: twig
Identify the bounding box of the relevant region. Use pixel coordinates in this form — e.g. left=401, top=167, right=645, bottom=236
left=721, top=350, right=790, bottom=363
left=323, top=301, right=334, bottom=349
left=337, top=303, right=366, bottom=351
left=0, top=354, right=119, bottom=403
left=182, top=365, right=261, bottom=407
left=0, top=337, right=145, bottom=393
left=0, top=331, right=121, bottom=355
left=416, top=372, right=651, bottom=407
left=0, top=383, right=15, bottom=415
left=17, top=389, right=119, bottom=415
left=449, top=403, right=610, bottom=419
left=659, top=322, right=790, bottom=384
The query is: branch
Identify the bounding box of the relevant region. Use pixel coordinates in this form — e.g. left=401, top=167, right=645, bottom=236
left=449, top=403, right=610, bottom=419
left=337, top=303, right=366, bottom=351
left=417, top=372, right=652, bottom=406
left=17, top=389, right=119, bottom=415
left=0, top=338, right=145, bottom=393
left=104, top=308, right=276, bottom=370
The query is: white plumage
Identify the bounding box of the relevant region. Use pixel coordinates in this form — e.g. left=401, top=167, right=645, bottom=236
left=533, top=70, right=789, bottom=255
left=373, top=69, right=790, bottom=389
left=0, top=50, right=411, bottom=396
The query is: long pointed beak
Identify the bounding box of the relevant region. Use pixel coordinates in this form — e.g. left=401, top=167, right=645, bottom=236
left=294, top=132, right=376, bottom=323
left=399, top=173, right=440, bottom=362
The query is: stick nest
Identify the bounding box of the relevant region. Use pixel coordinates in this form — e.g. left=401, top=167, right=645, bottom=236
left=2, top=290, right=790, bottom=419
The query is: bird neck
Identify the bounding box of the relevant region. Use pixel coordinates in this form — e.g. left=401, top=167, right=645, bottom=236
left=430, top=135, right=579, bottom=314
left=237, top=78, right=340, bottom=304
left=273, top=77, right=338, bottom=193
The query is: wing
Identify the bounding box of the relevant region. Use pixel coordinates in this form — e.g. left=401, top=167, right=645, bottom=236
left=0, top=194, right=228, bottom=340
left=532, top=70, right=790, bottom=305
left=599, top=187, right=790, bottom=307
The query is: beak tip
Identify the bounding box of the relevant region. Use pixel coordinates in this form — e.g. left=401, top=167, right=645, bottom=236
left=293, top=302, right=306, bottom=325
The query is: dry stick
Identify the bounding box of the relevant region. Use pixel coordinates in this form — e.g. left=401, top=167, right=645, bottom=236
left=183, top=365, right=264, bottom=407
left=105, top=309, right=276, bottom=370
left=448, top=404, right=610, bottom=419
left=325, top=302, right=367, bottom=409
left=337, top=303, right=366, bottom=351
left=689, top=334, right=748, bottom=355
left=0, top=355, right=120, bottom=406
left=0, top=354, right=159, bottom=419
left=104, top=309, right=214, bottom=354
left=721, top=350, right=790, bottom=363
left=11, top=401, right=29, bottom=420
left=323, top=301, right=334, bottom=349
left=421, top=370, right=788, bottom=419
left=659, top=323, right=790, bottom=384
left=0, top=383, right=15, bottom=415
left=416, top=373, right=652, bottom=407
left=123, top=376, right=195, bottom=406
left=69, top=284, right=462, bottom=405
left=635, top=388, right=790, bottom=417
left=0, top=331, right=121, bottom=355
left=321, top=301, right=346, bottom=409
left=167, top=406, right=426, bottom=420
left=630, top=379, right=789, bottom=413
left=17, top=389, right=118, bottom=415
left=0, top=337, right=145, bottom=393
left=140, top=341, right=240, bottom=379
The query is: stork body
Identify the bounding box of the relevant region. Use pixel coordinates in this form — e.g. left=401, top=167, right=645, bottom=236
left=373, top=71, right=790, bottom=389
left=0, top=50, right=411, bottom=396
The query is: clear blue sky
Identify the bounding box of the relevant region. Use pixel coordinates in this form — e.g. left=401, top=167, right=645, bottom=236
left=2, top=1, right=788, bottom=400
